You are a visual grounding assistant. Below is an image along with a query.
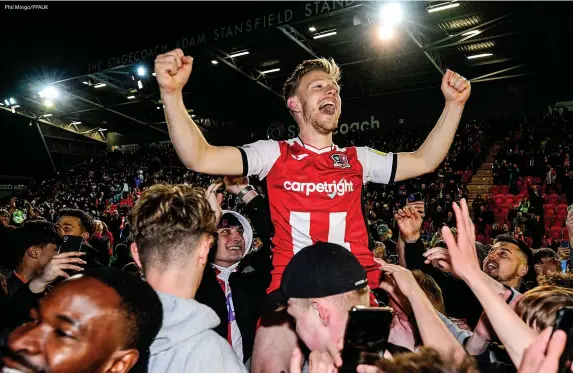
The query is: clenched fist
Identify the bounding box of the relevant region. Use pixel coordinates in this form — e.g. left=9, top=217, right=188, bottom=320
left=441, top=69, right=471, bottom=106
left=155, top=48, right=194, bottom=95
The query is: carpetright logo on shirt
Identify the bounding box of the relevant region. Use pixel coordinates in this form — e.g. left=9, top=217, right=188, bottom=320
left=284, top=179, right=354, bottom=199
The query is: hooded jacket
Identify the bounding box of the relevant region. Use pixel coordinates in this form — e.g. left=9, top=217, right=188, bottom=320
left=148, top=291, right=247, bottom=373
left=196, top=197, right=273, bottom=363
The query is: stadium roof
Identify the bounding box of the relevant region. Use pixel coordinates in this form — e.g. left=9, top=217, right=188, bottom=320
left=0, top=1, right=571, bottom=175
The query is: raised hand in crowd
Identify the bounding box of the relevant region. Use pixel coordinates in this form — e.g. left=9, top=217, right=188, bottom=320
left=205, top=180, right=224, bottom=222
left=518, top=327, right=570, bottom=373
left=395, top=205, right=423, bottom=242
left=28, top=251, right=86, bottom=293
left=443, top=199, right=536, bottom=367
left=155, top=48, right=193, bottom=96
left=423, top=247, right=452, bottom=272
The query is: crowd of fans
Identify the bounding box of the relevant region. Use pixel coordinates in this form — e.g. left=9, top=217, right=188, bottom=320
left=1, top=52, right=573, bottom=373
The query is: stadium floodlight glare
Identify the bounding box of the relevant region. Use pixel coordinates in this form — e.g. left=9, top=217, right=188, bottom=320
left=229, top=50, right=249, bottom=58
left=261, top=68, right=280, bottom=74
left=71, top=121, right=82, bottom=125
left=378, top=24, right=394, bottom=40
left=427, top=2, right=459, bottom=13
left=0, top=102, right=3, bottom=106
left=313, top=31, right=337, bottom=39
left=381, top=3, right=403, bottom=26
left=156, top=106, right=161, bottom=110
left=127, top=95, right=136, bottom=100
left=467, top=53, right=493, bottom=59
left=309, top=26, right=316, bottom=32
left=82, top=81, right=89, bottom=85
left=41, top=114, right=52, bottom=118
left=137, top=66, right=146, bottom=76
left=43, top=100, right=54, bottom=107
left=9, top=98, right=16, bottom=105
left=4, top=99, right=9, bottom=105
left=39, top=86, right=59, bottom=99
left=94, top=83, right=106, bottom=88
left=137, top=80, right=143, bottom=89
left=462, top=30, right=481, bottom=37
left=211, top=60, right=218, bottom=65
left=152, top=72, right=156, bottom=76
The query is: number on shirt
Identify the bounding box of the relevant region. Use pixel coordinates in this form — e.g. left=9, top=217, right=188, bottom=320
left=289, top=212, right=351, bottom=254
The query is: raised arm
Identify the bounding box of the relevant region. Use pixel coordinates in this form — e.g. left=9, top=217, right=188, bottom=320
left=395, top=70, right=471, bottom=182
left=155, top=49, right=243, bottom=175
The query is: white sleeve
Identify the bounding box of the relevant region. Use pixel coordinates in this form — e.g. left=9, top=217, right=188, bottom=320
left=238, top=140, right=281, bottom=180
left=356, top=147, right=397, bottom=184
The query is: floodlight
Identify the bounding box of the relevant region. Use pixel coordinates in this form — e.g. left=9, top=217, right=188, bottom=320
left=467, top=53, right=493, bottom=59
left=229, top=51, right=249, bottom=58
left=381, top=3, right=403, bottom=26
left=44, top=100, right=54, bottom=107
left=378, top=25, right=394, bottom=40
left=137, top=67, right=146, bottom=76
left=313, top=31, right=337, bottom=39
left=261, top=68, right=280, bottom=74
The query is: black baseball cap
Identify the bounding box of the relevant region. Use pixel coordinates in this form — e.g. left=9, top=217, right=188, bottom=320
left=275, top=242, right=368, bottom=310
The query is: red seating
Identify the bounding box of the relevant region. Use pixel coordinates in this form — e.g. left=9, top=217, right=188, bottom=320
left=495, top=214, right=506, bottom=225
left=505, top=197, right=515, bottom=205
left=476, top=234, right=486, bottom=244
left=565, top=229, right=570, bottom=241
left=515, top=194, right=526, bottom=204
left=490, top=186, right=500, bottom=195
left=548, top=194, right=560, bottom=205
left=560, top=194, right=569, bottom=204
left=558, top=204, right=569, bottom=214
left=499, top=185, right=510, bottom=194
left=533, top=177, right=542, bottom=185
left=544, top=204, right=556, bottom=212
left=519, top=188, right=529, bottom=195
left=544, top=216, right=554, bottom=226
left=549, top=227, right=562, bottom=239
left=554, top=215, right=567, bottom=226
left=524, top=237, right=533, bottom=247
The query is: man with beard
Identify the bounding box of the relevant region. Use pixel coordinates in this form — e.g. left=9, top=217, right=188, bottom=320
left=483, top=234, right=537, bottom=292
left=1, top=267, right=163, bottom=373
left=156, top=49, right=471, bottom=372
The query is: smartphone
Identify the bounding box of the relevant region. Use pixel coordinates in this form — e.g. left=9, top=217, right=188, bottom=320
left=553, top=307, right=573, bottom=373
left=408, top=193, right=423, bottom=203
left=340, top=306, right=393, bottom=373
left=58, top=235, right=83, bottom=254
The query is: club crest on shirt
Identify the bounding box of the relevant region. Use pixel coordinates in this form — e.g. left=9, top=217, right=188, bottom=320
left=331, top=153, right=350, bottom=169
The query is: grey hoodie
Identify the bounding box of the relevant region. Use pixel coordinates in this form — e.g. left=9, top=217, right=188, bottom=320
left=148, top=291, right=248, bottom=373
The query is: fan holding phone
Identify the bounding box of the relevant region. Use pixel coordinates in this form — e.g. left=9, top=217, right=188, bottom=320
left=281, top=242, right=467, bottom=373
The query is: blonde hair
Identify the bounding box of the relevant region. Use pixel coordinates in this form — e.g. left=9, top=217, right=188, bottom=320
left=515, top=285, right=573, bottom=330
left=282, top=58, right=341, bottom=102
left=129, top=184, right=217, bottom=269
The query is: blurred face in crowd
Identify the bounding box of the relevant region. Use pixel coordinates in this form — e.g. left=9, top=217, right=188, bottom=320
left=534, top=257, right=560, bottom=277
left=483, top=242, right=528, bottom=287
left=214, top=225, right=246, bottom=267
left=2, top=277, right=137, bottom=373
left=57, top=216, right=85, bottom=239
left=287, top=297, right=348, bottom=354
left=291, top=70, right=341, bottom=135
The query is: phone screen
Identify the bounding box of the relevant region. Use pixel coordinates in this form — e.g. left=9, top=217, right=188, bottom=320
left=340, top=306, right=393, bottom=373
left=408, top=193, right=423, bottom=203
left=553, top=307, right=573, bottom=373
left=59, top=235, right=83, bottom=254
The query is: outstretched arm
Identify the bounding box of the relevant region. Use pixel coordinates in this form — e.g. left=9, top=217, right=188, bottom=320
left=395, top=70, right=470, bottom=182
left=156, top=49, right=243, bottom=175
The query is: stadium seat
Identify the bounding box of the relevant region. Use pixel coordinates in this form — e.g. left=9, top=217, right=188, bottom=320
left=533, top=177, right=542, bottom=185
left=476, top=234, right=486, bottom=244
left=514, top=195, right=525, bottom=204
left=554, top=215, right=566, bottom=226
left=558, top=203, right=569, bottom=212
left=544, top=216, right=554, bottom=225
left=559, top=194, right=569, bottom=204
left=500, top=186, right=510, bottom=194
left=549, top=227, right=562, bottom=239
left=490, top=186, right=499, bottom=195
left=548, top=194, right=560, bottom=205
left=505, top=197, right=515, bottom=205
left=495, top=194, right=505, bottom=201
left=519, top=188, right=529, bottom=195
left=544, top=204, right=556, bottom=213
left=524, top=237, right=533, bottom=247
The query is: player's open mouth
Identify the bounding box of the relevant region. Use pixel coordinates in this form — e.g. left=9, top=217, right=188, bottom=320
left=485, top=261, right=498, bottom=271
left=227, top=245, right=242, bottom=251
left=319, top=100, right=336, bottom=116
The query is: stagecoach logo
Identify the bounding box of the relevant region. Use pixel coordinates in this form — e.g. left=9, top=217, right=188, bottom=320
left=331, top=154, right=350, bottom=169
